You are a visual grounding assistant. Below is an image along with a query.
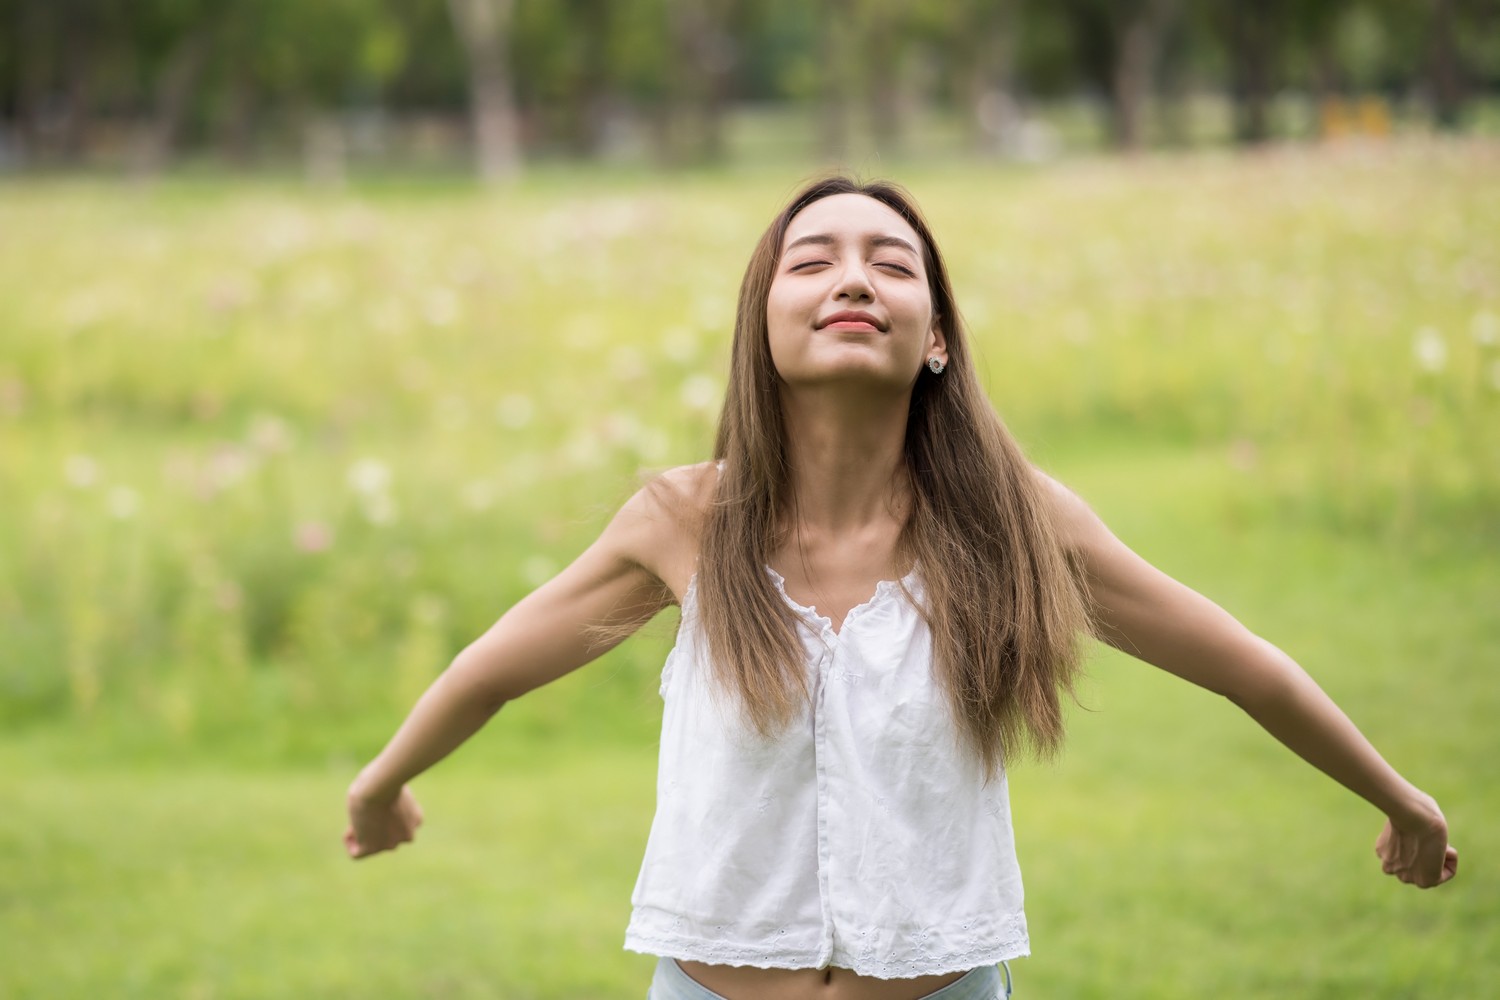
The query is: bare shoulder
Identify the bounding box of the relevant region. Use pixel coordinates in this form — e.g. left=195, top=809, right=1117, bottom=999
left=1029, top=466, right=1111, bottom=554
left=605, top=460, right=718, bottom=596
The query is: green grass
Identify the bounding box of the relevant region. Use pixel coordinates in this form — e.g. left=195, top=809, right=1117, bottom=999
left=1, top=143, right=1496, bottom=995
left=3, top=443, right=1495, bottom=998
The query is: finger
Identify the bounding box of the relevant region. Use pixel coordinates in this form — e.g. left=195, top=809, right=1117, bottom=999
left=344, top=830, right=365, bottom=859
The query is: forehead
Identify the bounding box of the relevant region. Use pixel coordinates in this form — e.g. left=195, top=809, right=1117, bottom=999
left=782, top=193, right=922, bottom=250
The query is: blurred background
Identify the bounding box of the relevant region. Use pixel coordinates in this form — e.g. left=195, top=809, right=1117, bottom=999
left=1, top=2, right=1497, bottom=998
left=2, top=0, right=1499, bottom=176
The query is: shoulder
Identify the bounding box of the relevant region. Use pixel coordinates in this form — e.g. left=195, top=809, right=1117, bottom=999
left=1028, top=466, right=1112, bottom=555
left=603, top=460, right=719, bottom=593
left=618, top=460, right=718, bottom=527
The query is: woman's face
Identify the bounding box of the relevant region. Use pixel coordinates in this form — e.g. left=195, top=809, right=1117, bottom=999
left=766, top=193, right=946, bottom=391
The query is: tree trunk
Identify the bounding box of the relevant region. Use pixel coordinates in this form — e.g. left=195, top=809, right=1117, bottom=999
left=15, top=0, right=58, bottom=163
left=132, top=24, right=213, bottom=176
left=566, top=0, right=612, bottom=156
left=1155, top=9, right=1190, bottom=148
left=1226, top=2, right=1275, bottom=145
left=216, top=70, right=257, bottom=166
left=55, top=3, right=100, bottom=161
left=1110, top=0, right=1176, bottom=150
left=819, top=0, right=855, bottom=163
left=1426, top=0, right=1464, bottom=130
left=964, top=0, right=1019, bottom=156
left=447, top=0, right=521, bottom=182
left=666, top=0, right=735, bottom=165
left=866, top=9, right=903, bottom=156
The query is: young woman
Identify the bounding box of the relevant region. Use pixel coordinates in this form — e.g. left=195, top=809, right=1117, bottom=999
left=343, top=177, right=1457, bottom=1000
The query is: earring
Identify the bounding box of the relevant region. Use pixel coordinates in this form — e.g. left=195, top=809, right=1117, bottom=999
left=926, top=356, right=946, bottom=375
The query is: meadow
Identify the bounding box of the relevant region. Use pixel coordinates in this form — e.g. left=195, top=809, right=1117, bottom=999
left=1, top=141, right=1496, bottom=997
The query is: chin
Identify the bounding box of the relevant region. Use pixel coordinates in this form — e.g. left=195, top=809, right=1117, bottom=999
left=788, top=362, right=910, bottom=389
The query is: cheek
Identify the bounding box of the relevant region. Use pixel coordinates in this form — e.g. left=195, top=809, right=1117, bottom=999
left=763, top=284, right=803, bottom=354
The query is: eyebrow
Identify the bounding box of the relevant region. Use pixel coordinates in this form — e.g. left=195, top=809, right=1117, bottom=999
left=784, top=233, right=921, bottom=256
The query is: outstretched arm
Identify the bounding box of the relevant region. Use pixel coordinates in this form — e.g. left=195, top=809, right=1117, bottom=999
left=1038, top=472, right=1457, bottom=889
left=344, top=484, right=676, bottom=859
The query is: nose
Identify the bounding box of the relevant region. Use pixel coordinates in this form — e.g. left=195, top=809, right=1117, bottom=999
left=832, top=257, right=874, bottom=303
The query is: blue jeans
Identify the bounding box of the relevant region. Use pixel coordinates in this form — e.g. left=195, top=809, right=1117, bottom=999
left=647, top=958, right=1013, bottom=999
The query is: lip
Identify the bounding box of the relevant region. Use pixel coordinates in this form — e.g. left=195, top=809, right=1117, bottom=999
left=816, top=310, right=886, bottom=332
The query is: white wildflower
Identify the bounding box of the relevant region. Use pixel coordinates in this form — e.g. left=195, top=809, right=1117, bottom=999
left=247, top=413, right=292, bottom=454
left=496, top=394, right=534, bottom=430
left=680, top=374, right=721, bottom=413
left=206, top=272, right=260, bottom=314
left=347, top=458, right=392, bottom=497
left=609, top=345, right=646, bottom=380
left=692, top=294, right=727, bottom=331
left=601, top=411, right=641, bottom=447
left=368, top=299, right=404, bottom=336
left=1413, top=327, right=1447, bottom=373
left=462, top=480, right=496, bottom=512
left=661, top=327, right=698, bottom=364
left=207, top=445, right=256, bottom=490
left=65, top=454, right=99, bottom=489
left=107, top=486, right=139, bottom=520
left=1473, top=310, right=1497, bottom=347
left=563, top=430, right=605, bottom=470
left=62, top=290, right=105, bottom=332
left=424, top=288, right=459, bottom=327
left=449, top=247, right=486, bottom=286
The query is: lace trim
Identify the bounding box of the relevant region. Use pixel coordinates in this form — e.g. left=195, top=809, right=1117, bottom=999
left=625, top=922, right=1029, bottom=979
left=763, top=565, right=921, bottom=638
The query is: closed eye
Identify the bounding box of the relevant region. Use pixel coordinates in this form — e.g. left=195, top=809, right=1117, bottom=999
left=789, top=260, right=831, bottom=272
left=875, top=261, right=917, bottom=276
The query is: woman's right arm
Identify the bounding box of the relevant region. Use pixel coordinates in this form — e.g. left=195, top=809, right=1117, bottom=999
left=343, top=482, right=680, bottom=859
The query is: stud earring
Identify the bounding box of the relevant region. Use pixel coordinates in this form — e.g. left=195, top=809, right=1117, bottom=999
left=926, top=356, right=946, bottom=375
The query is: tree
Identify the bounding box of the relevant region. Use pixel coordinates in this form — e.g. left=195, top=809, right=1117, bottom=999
left=447, top=0, right=521, bottom=180
left=664, top=0, right=739, bottom=164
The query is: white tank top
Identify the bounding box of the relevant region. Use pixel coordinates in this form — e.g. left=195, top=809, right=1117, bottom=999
left=624, top=566, right=1030, bottom=977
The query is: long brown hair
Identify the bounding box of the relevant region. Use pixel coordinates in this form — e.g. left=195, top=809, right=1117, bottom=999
left=696, top=176, right=1092, bottom=777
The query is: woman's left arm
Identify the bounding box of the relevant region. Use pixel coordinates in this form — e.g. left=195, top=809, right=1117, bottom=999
left=1038, top=473, right=1458, bottom=889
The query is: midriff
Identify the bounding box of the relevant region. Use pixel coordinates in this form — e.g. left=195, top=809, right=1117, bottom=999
left=676, top=961, right=969, bottom=1000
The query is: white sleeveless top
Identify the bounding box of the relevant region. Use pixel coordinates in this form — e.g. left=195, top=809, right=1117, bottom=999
left=623, top=567, right=1030, bottom=977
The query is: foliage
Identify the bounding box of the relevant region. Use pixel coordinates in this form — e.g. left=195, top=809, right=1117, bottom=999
left=2, top=0, right=1498, bottom=167
left=0, top=145, right=1496, bottom=756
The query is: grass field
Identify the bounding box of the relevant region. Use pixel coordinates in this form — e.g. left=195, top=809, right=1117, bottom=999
left=1, top=141, right=1496, bottom=997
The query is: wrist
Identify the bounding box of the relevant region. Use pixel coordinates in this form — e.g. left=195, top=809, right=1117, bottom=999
left=348, top=764, right=403, bottom=806
left=1385, top=787, right=1442, bottom=832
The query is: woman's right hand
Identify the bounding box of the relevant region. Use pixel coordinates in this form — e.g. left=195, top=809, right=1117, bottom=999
left=344, top=782, right=424, bottom=860
left=1375, top=797, right=1458, bottom=888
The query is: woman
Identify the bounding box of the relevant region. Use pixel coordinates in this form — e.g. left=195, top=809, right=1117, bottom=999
left=344, top=177, right=1457, bottom=1000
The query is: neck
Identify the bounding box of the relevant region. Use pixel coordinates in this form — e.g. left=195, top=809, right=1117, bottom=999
left=777, top=383, right=911, bottom=535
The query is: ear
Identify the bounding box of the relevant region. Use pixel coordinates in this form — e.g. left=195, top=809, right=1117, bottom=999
left=926, top=314, right=948, bottom=366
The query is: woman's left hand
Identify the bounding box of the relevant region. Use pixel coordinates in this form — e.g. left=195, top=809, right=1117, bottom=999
left=344, top=782, right=424, bottom=860
left=1375, top=806, right=1458, bottom=888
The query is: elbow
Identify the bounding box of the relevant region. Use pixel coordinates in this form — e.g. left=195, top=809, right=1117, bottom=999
left=1220, top=640, right=1303, bottom=714
left=446, top=647, right=513, bottom=716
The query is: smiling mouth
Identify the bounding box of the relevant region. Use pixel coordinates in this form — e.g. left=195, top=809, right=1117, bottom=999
left=817, top=312, right=886, bottom=331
